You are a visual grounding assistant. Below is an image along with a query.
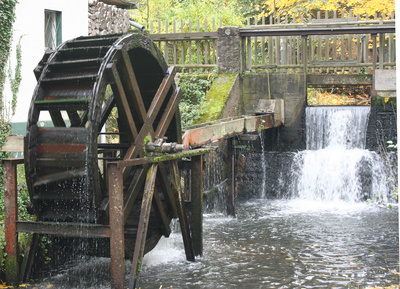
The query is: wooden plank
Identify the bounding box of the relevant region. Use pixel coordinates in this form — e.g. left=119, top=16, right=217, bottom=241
left=173, top=20, right=177, bottom=64
left=37, top=144, right=86, bottom=154
left=38, top=127, right=88, bottom=144
left=33, top=168, right=86, bottom=187
left=16, top=221, right=111, bottom=237
left=379, top=33, right=385, bottom=69
left=308, top=74, right=373, bottom=85
left=181, top=19, right=185, bottom=70
left=1, top=135, right=24, bottom=152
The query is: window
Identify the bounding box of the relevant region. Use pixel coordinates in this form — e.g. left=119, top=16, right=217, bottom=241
left=44, top=10, right=62, bottom=50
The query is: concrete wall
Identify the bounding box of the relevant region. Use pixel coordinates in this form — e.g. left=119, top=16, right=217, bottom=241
left=241, top=73, right=306, bottom=150
left=5, top=0, right=88, bottom=123
left=366, top=97, right=397, bottom=152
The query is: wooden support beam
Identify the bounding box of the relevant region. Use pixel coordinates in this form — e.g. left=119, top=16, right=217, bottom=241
left=372, top=33, right=377, bottom=94
left=170, top=160, right=195, bottom=261
left=108, top=163, right=125, bottom=289
left=129, top=164, right=158, bottom=289
left=4, top=159, right=20, bottom=286
left=302, top=35, right=308, bottom=105
left=190, top=155, right=203, bottom=256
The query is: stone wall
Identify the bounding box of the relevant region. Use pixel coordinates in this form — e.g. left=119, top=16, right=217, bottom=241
left=366, top=97, right=397, bottom=152
left=88, top=0, right=130, bottom=36
left=241, top=73, right=306, bottom=150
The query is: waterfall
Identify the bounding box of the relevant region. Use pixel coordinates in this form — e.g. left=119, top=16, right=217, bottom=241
left=290, top=106, right=390, bottom=203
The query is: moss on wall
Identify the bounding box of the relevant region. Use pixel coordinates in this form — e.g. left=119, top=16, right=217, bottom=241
left=195, top=74, right=237, bottom=124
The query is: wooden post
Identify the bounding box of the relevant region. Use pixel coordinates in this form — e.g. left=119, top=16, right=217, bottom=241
left=108, top=163, right=125, bottom=289
left=4, top=159, right=22, bottom=286
left=302, top=35, right=308, bottom=105
left=170, top=160, right=195, bottom=261
left=371, top=33, right=377, bottom=94
left=190, top=155, right=203, bottom=256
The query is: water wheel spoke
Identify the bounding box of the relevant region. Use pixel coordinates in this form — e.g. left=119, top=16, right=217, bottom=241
left=157, top=162, right=178, bottom=218
left=67, top=110, right=82, bottom=127
left=155, top=87, right=182, bottom=137
left=121, top=65, right=176, bottom=179
left=170, top=160, right=195, bottom=261
left=50, top=111, right=66, bottom=127
left=107, top=63, right=139, bottom=142
left=146, top=66, right=176, bottom=124
left=122, top=166, right=148, bottom=223
left=119, top=45, right=147, bottom=123
left=129, top=163, right=158, bottom=289
left=99, top=94, right=116, bottom=131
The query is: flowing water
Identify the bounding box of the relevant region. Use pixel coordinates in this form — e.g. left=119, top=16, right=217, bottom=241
left=32, top=106, right=398, bottom=288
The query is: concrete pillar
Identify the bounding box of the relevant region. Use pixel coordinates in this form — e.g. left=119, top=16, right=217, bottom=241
left=217, top=27, right=241, bottom=73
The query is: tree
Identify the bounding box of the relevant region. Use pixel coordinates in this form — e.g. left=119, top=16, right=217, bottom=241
left=258, top=0, right=395, bottom=20
left=130, top=0, right=243, bottom=29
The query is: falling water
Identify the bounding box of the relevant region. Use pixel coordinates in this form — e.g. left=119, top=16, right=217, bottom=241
left=290, top=106, right=390, bottom=203
left=259, top=131, right=267, bottom=198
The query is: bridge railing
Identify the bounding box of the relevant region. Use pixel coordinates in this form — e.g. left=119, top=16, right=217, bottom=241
left=242, top=11, right=396, bottom=74
left=148, top=18, right=221, bottom=73
left=146, top=12, right=395, bottom=75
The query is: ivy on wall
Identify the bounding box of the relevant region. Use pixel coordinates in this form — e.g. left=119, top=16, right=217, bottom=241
left=0, top=0, right=18, bottom=106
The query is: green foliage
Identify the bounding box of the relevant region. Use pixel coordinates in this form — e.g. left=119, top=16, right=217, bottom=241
left=8, top=36, right=22, bottom=117
left=131, top=0, right=243, bottom=29
left=0, top=0, right=18, bottom=102
left=178, top=74, right=215, bottom=127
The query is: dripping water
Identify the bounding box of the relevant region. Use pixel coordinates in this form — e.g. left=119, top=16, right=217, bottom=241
left=259, top=130, right=267, bottom=198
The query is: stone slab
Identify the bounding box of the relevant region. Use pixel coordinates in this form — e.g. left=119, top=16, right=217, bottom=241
left=375, top=70, right=396, bottom=92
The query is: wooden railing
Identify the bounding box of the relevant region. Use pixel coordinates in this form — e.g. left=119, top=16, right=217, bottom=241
left=148, top=18, right=222, bottom=73
left=147, top=12, right=396, bottom=74
left=242, top=11, right=396, bottom=73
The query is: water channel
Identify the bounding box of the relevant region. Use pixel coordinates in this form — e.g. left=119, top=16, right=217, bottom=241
left=31, top=106, right=398, bottom=288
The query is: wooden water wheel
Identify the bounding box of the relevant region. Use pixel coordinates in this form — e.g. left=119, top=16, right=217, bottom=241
left=22, top=32, right=204, bottom=288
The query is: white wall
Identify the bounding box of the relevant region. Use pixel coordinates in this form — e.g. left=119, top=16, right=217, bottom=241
left=5, top=0, right=88, bottom=123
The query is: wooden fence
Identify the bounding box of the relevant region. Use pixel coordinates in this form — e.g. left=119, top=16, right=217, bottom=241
left=148, top=18, right=222, bottom=73
left=147, top=12, right=396, bottom=74
left=242, top=11, right=396, bottom=73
